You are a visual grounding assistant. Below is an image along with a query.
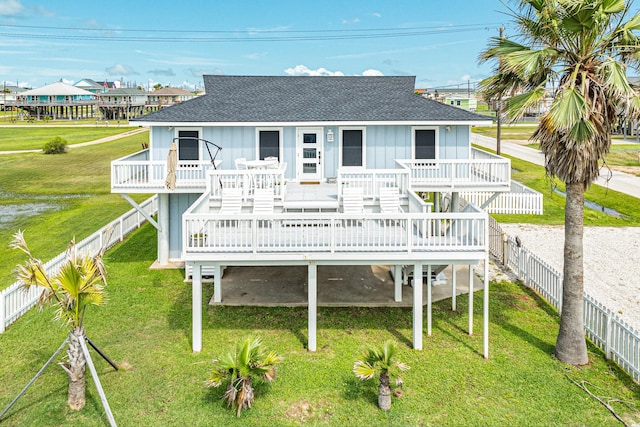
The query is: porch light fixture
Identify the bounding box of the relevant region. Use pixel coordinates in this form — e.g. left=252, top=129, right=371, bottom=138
left=326, top=129, right=334, bottom=142
left=445, top=125, right=452, bottom=132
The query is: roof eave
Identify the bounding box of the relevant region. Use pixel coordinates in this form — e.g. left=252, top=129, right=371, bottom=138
left=132, top=119, right=493, bottom=127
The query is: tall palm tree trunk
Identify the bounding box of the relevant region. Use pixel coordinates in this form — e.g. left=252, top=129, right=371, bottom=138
left=61, top=326, right=87, bottom=410
left=554, top=182, right=589, bottom=365
left=378, top=371, right=392, bottom=411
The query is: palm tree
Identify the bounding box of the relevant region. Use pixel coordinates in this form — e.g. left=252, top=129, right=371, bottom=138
left=206, top=337, right=282, bottom=417
left=11, top=230, right=107, bottom=410
left=480, top=0, right=640, bottom=365
left=353, top=340, right=410, bottom=411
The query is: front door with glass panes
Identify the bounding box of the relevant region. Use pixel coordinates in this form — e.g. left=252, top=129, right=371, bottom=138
left=296, top=127, right=323, bottom=182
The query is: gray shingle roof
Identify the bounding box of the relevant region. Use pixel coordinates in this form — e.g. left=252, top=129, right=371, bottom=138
left=133, top=75, right=488, bottom=123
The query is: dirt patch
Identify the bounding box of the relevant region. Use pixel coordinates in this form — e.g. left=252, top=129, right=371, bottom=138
left=284, top=399, right=331, bottom=424
left=610, top=165, right=640, bottom=175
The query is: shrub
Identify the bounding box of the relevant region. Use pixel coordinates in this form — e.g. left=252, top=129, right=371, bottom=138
left=43, top=136, right=67, bottom=154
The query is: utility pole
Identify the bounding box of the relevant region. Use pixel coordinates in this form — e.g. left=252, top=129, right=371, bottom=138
left=496, top=25, right=505, bottom=156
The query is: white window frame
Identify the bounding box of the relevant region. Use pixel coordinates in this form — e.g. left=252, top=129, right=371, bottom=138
left=174, top=127, right=203, bottom=165
left=338, top=126, right=366, bottom=169
left=411, top=126, right=439, bottom=161
left=255, top=127, right=283, bottom=160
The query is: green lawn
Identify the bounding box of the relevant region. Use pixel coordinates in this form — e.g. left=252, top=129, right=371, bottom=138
left=0, top=224, right=638, bottom=426
left=0, top=130, right=150, bottom=289
left=0, top=126, right=139, bottom=151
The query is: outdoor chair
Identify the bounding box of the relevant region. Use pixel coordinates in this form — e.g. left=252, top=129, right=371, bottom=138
left=219, top=188, right=243, bottom=214
left=235, top=157, right=247, bottom=170
left=342, top=187, right=365, bottom=226
left=253, top=188, right=275, bottom=228
left=379, top=186, right=404, bottom=226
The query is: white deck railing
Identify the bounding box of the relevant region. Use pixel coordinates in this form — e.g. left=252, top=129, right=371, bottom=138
left=396, top=148, right=511, bottom=191
left=183, top=209, right=487, bottom=259
left=206, top=168, right=287, bottom=199
left=0, top=196, right=158, bottom=333
left=488, top=218, right=640, bottom=383
left=462, top=181, right=543, bottom=214
left=337, top=169, right=410, bottom=199
left=111, top=150, right=213, bottom=191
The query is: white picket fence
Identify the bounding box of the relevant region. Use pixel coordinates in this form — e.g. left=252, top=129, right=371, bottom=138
left=489, top=217, right=640, bottom=383
left=0, top=196, right=158, bottom=333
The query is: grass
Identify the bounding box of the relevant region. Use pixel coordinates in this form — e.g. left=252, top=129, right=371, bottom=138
left=0, top=224, right=639, bottom=426
left=480, top=152, right=640, bottom=226
left=0, top=126, right=138, bottom=151
left=0, top=130, right=150, bottom=289
left=472, top=125, right=540, bottom=140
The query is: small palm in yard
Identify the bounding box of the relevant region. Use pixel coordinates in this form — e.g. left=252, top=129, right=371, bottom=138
left=353, top=340, right=410, bottom=411
left=11, top=230, right=107, bottom=411
left=206, top=337, right=282, bottom=417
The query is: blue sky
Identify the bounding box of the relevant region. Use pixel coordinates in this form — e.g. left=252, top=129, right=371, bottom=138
left=1, top=0, right=511, bottom=90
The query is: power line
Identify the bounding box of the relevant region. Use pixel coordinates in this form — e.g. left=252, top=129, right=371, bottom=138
left=0, top=22, right=501, bottom=43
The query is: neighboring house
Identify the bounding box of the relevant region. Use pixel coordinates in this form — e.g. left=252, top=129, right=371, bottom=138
left=445, top=96, right=478, bottom=111
left=74, top=78, right=109, bottom=95
left=147, top=87, right=195, bottom=107
left=112, top=75, right=540, bottom=354
left=10, top=81, right=96, bottom=120
left=0, top=85, right=27, bottom=110
left=98, top=88, right=149, bottom=120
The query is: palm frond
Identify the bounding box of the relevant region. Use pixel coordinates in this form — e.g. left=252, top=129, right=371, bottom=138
left=353, top=360, right=376, bottom=381
left=504, top=87, right=548, bottom=120
left=548, top=86, right=587, bottom=129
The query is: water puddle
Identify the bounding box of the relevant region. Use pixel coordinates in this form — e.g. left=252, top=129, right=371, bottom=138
left=511, top=168, right=521, bottom=173
left=0, top=192, right=91, bottom=229
left=552, top=189, right=626, bottom=218
left=0, top=202, right=60, bottom=225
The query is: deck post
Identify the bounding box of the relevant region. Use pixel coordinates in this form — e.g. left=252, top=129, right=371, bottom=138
left=468, top=263, right=474, bottom=335
left=452, top=264, right=457, bottom=311
left=213, top=264, right=222, bottom=303
left=192, top=263, right=202, bottom=353
left=308, top=262, right=317, bottom=352
left=412, top=263, right=423, bottom=350
left=158, top=193, right=169, bottom=265
left=394, top=265, right=402, bottom=302
left=427, top=265, right=432, bottom=336
left=483, top=258, right=489, bottom=359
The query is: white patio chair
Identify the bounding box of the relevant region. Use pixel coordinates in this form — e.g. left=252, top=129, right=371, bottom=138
left=342, top=187, right=365, bottom=214
left=235, top=157, right=247, bottom=170
left=379, top=187, right=404, bottom=214
left=342, top=187, right=365, bottom=226
left=264, top=156, right=279, bottom=169
left=253, top=188, right=275, bottom=228
left=253, top=188, right=275, bottom=214
left=219, top=188, right=243, bottom=214
left=379, top=186, right=404, bottom=226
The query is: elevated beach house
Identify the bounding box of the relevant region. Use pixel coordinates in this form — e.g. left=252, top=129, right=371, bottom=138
left=112, top=75, right=522, bottom=354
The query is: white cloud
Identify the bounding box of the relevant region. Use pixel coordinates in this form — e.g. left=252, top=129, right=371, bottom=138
left=285, top=65, right=383, bottom=77
left=341, top=18, right=360, bottom=25
left=105, top=64, right=139, bottom=76
left=0, top=0, right=23, bottom=15
left=284, top=65, right=345, bottom=76
left=61, top=78, right=74, bottom=85
left=362, top=69, right=384, bottom=76
left=148, top=68, right=176, bottom=77
left=460, top=74, right=471, bottom=82
left=372, top=12, right=382, bottom=18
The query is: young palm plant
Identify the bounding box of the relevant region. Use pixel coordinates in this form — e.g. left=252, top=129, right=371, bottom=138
left=479, top=0, right=640, bottom=366
left=11, top=230, right=107, bottom=411
left=206, top=337, right=282, bottom=417
left=353, top=340, right=410, bottom=411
